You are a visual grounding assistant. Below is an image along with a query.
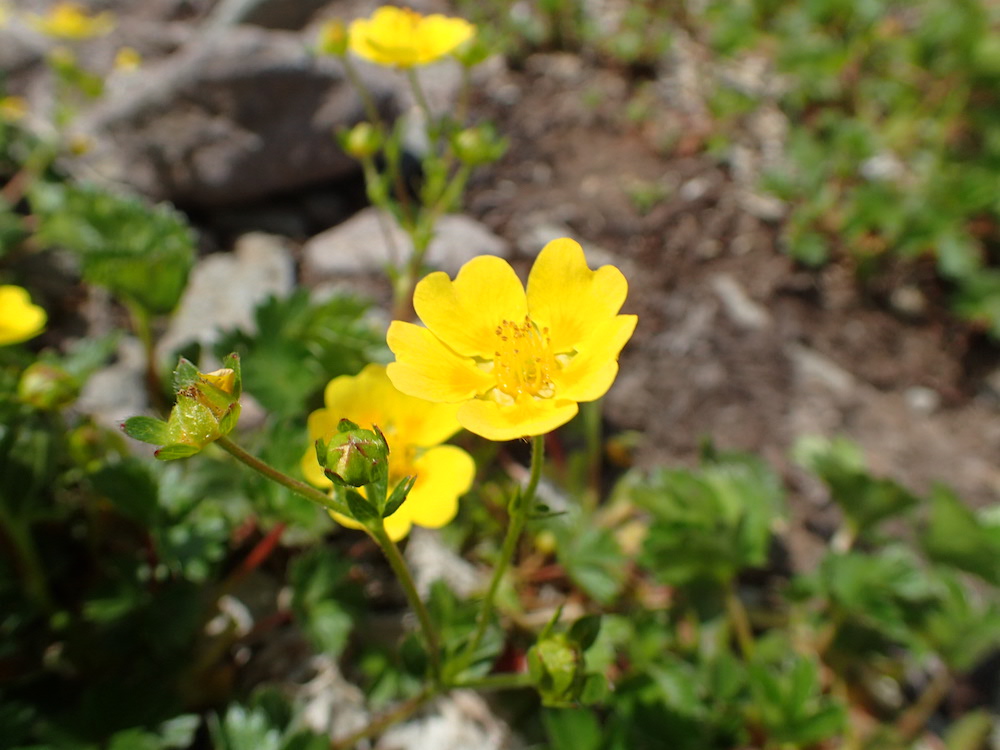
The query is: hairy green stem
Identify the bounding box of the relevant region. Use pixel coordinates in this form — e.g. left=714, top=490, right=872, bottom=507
left=215, top=436, right=349, bottom=516
left=460, top=435, right=545, bottom=676
left=367, top=521, right=442, bottom=685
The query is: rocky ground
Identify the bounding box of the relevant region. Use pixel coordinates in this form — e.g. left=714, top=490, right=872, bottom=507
left=6, top=0, right=1000, bottom=744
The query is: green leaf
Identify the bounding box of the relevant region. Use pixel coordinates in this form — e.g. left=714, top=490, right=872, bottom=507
left=213, top=290, right=384, bottom=418
left=343, top=488, right=380, bottom=526
left=921, top=486, right=1000, bottom=585
left=633, top=451, right=784, bottom=586
left=794, top=435, right=919, bottom=534
left=31, top=181, right=195, bottom=314
left=543, top=708, right=603, bottom=750
left=89, top=458, right=161, bottom=527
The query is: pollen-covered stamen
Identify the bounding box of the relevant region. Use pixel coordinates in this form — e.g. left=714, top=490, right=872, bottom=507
left=493, top=316, right=557, bottom=400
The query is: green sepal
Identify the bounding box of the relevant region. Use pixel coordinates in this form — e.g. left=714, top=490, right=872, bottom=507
left=120, top=416, right=171, bottom=446
left=219, top=352, right=242, bottom=398
left=344, top=488, right=380, bottom=526
left=384, top=475, right=415, bottom=519
left=172, top=358, right=201, bottom=391
left=153, top=444, right=202, bottom=461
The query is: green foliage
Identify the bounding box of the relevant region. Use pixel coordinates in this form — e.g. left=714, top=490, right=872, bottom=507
left=214, top=290, right=384, bottom=418
left=794, top=435, right=919, bottom=537
left=30, top=182, right=195, bottom=315
left=699, top=0, right=1000, bottom=333
left=289, top=547, right=361, bottom=660
left=745, top=641, right=846, bottom=746
left=632, top=450, right=784, bottom=586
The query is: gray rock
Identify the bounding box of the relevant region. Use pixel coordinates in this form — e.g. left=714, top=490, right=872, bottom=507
left=710, top=273, right=771, bottom=330
left=301, top=207, right=510, bottom=281
left=207, top=0, right=329, bottom=30
left=77, top=335, right=149, bottom=428
left=72, top=25, right=397, bottom=208
left=158, top=232, right=295, bottom=357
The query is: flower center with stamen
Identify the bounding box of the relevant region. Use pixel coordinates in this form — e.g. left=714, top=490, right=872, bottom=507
left=493, top=316, right=556, bottom=400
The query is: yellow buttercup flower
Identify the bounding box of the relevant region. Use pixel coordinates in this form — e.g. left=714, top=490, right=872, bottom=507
left=348, top=6, right=474, bottom=68
left=302, top=363, right=475, bottom=540
left=0, top=285, right=47, bottom=346
left=387, top=238, right=637, bottom=441
left=26, top=2, right=115, bottom=40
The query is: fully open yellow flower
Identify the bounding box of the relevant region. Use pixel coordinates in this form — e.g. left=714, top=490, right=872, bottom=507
left=387, top=238, right=637, bottom=441
left=302, top=364, right=475, bottom=540
left=348, top=6, right=474, bottom=68
left=26, top=2, right=114, bottom=40
left=0, top=285, right=46, bottom=346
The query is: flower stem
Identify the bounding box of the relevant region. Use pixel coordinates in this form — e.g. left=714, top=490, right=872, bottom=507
left=460, top=434, right=545, bottom=677
left=330, top=687, right=434, bottom=750
left=725, top=581, right=755, bottom=660
left=342, top=55, right=384, bottom=129
left=895, top=662, right=953, bottom=742
left=215, top=436, right=349, bottom=516
left=367, top=520, right=442, bottom=685
left=0, top=507, right=53, bottom=613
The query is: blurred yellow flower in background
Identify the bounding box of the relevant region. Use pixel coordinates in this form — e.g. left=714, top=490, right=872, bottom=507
left=0, top=285, right=47, bottom=346
left=348, top=6, right=474, bottom=68
left=0, top=96, right=28, bottom=123
left=26, top=2, right=115, bottom=40
left=387, top=238, right=637, bottom=441
left=113, top=46, right=142, bottom=71
left=302, top=364, right=475, bottom=540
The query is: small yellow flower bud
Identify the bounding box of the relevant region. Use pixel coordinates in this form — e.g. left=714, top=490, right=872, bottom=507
left=316, top=19, right=348, bottom=56
left=341, top=121, right=382, bottom=160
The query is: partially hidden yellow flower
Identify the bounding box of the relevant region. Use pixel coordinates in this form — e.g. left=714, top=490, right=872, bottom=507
left=0, top=285, right=47, bottom=346
left=387, top=238, right=638, bottom=441
left=0, top=96, right=28, bottom=123
left=348, top=5, right=474, bottom=68
left=302, top=363, right=475, bottom=541
left=113, top=46, right=142, bottom=71
left=26, top=2, right=115, bottom=40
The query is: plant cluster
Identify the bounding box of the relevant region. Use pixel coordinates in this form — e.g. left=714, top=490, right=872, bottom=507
left=697, top=0, right=1000, bottom=333
left=1, top=4, right=998, bottom=750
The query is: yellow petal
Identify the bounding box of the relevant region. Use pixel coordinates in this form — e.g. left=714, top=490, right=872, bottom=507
left=413, top=256, right=527, bottom=359
left=382, top=511, right=414, bottom=541
left=416, top=14, right=474, bottom=63
left=555, top=314, right=637, bottom=402
left=387, top=321, right=493, bottom=403
left=0, top=285, right=46, bottom=346
left=458, top=398, right=578, bottom=441
left=396, top=445, right=474, bottom=528
left=300, top=446, right=331, bottom=489
left=526, top=238, right=629, bottom=354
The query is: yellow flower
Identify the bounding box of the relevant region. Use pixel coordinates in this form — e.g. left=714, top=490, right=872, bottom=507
left=348, top=6, right=474, bottom=68
left=0, top=285, right=47, bottom=346
left=0, top=96, right=28, bottom=123
left=113, top=46, right=142, bottom=71
left=26, top=2, right=115, bottom=40
left=302, top=363, right=475, bottom=540
left=386, top=238, right=637, bottom=441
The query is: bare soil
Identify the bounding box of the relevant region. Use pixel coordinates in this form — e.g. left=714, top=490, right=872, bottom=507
left=463, top=52, right=1000, bottom=564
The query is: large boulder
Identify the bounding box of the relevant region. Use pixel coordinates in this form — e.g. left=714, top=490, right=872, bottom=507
left=72, top=24, right=397, bottom=208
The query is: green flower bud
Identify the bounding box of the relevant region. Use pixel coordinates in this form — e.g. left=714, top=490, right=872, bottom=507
left=451, top=123, right=507, bottom=166
left=18, top=362, right=78, bottom=410
left=316, top=19, right=348, bottom=57
left=321, top=420, right=389, bottom=488
left=340, top=122, right=382, bottom=160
